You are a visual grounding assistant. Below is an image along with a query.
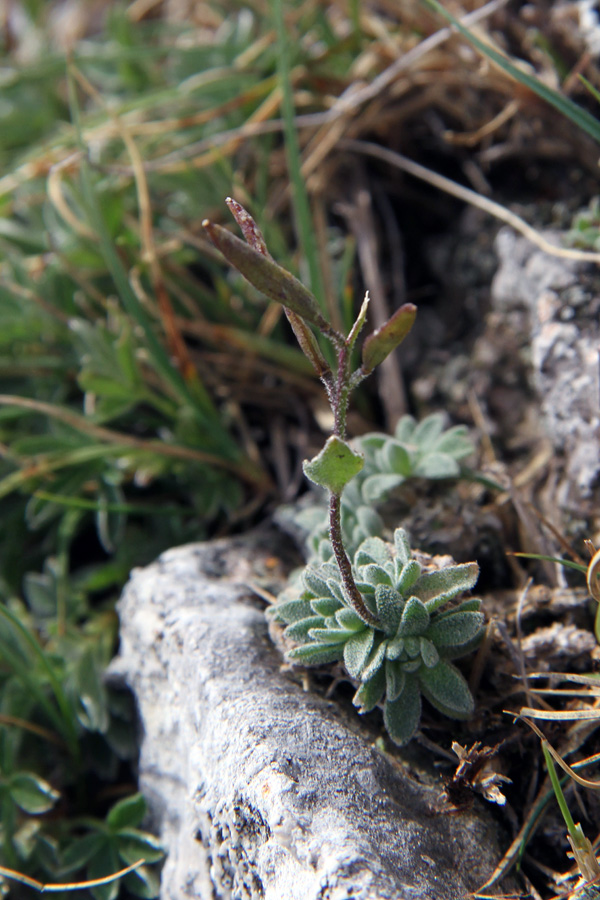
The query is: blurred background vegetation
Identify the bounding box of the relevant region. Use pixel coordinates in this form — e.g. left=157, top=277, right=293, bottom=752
left=1, top=0, right=600, bottom=896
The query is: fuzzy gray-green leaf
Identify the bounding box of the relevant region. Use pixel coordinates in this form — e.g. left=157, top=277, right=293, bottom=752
left=426, top=610, right=485, bottom=647
left=384, top=676, right=422, bottom=745
left=311, top=597, right=342, bottom=617
left=394, top=415, right=417, bottom=443
left=382, top=439, right=413, bottom=476
left=418, top=660, right=474, bottom=718
left=419, top=637, right=439, bottom=668
left=395, top=559, right=422, bottom=594
left=412, top=412, right=445, bottom=448
left=386, top=636, right=405, bottom=660
left=284, top=616, right=324, bottom=641
left=344, top=629, right=374, bottom=677
left=336, top=608, right=365, bottom=631
left=412, top=563, right=479, bottom=612
left=288, top=643, right=344, bottom=665
left=397, top=596, right=430, bottom=636
left=359, top=564, right=392, bottom=587
left=374, top=585, right=403, bottom=633
left=326, top=577, right=346, bottom=604
left=303, top=436, right=364, bottom=495
left=361, top=640, right=387, bottom=680
left=354, top=536, right=392, bottom=567
left=394, top=528, right=412, bottom=568
left=413, top=452, right=460, bottom=479
left=273, top=598, right=313, bottom=624
left=309, top=627, right=353, bottom=644
left=385, top=660, right=406, bottom=701
left=435, top=425, right=473, bottom=459
left=362, top=473, right=405, bottom=503
left=353, top=667, right=386, bottom=713
left=303, top=567, right=330, bottom=598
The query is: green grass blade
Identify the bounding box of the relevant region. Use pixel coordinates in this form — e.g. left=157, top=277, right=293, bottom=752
left=272, top=0, right=327, bottom=312
left=511, top=553, right=587, bottom=574
left=65, top=66, right=242, bottom=460
left=422, top=0, right=600, bottom=144
left=0, top=604, right=80, bottom=759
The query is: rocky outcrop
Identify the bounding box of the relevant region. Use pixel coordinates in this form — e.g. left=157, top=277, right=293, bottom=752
left=109, top=529, right=504, bottom=900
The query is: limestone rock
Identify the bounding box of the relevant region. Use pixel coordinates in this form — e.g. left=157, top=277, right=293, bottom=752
left=491, top=227, right=600, bottom=504
left=109, top=530, right=504, bottom=900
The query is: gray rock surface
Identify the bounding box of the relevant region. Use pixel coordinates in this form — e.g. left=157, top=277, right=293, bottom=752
left=491, top=228, right=600, bottom=504
left=109, top=530, right=504, bottom=900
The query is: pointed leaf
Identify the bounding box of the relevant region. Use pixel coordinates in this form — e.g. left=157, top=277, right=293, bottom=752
left=375, top=585, right=403, bottom=634
left=412, top=563, right=479, bottom=612
left=274, top=598, right=313, bottom=624
left=326, top=578, right=346, bottom=604
left=60, top=833, right=105, bottom=875
left=435, top=426, right=473, bottom=459
left=284, top=616, right=324, bottom=642
left=287, top=643, right=344, bottom=665
left=309, top=627, right=353, bottom=644
left=361, top=303, right=416, bottom=375
left=107, top=793, right=146, bottom=832
left=426, top=611, right=485, bottom=647
left=397, top=597, right=430, bottom=636
left=117, top=829, right=164, bottom=865
left=384, top=676, right=422, bottom=745
left=123, top=866, right=160, bottom=900
left=335, top=608, right=365, bottom=631
left=354, top=505, right=384, bottom=540
left=394, top=528, right=412, bottom=569
left=303, top=436, right=364, bottom=495
left=361, top=473, right=405, bottom=504
left=9, top=773, right=59, bottom=814
left=285, top=309, right=330, bottom=377
left=394, top=415, right=417, bottom=443
left=386, top=636, right=405, bottom=660
left=418, top=660, right=474, bottom=718
left=361, top=640, right=387, bottom=680
left=347, top=291, right=370, bottom=348
left=123, top=865, right=160, bottom=899
left=359, top=564, right=392, bottom=587
left=353, top=666, right=386, bottom=713
left=225, top=197, right=270, bottom=256
left=385, top=660, right=406, bottom=701
left=344, top=629, right=374, bottom=677
left=382, top=439, right=413, bottom=476
left=354, top=537, right=392, bottom=567
left=89, top=839, right=121, bottom=900
left=413, top=453, right=460, bottom=480
left=202, top=220, right=331, bottom=333
left=412, top=413, right=446, bottom=447
left=395, top=560, right=421, bottom=595
left=419, top=637, right=439, bottom=668
left=74, top=646, right=109, bottom=733
left=311, top=597, right=341, bottom=617
left=303, top=568, right=330, bottom=598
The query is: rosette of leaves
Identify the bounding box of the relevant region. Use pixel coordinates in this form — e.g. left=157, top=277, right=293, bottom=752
left=355, top=413, right=474, bottom=504
left=272, top=528, right=484, bottom=745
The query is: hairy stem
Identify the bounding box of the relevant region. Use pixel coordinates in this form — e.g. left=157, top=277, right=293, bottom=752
left=329, top=490, right=378, bottom=627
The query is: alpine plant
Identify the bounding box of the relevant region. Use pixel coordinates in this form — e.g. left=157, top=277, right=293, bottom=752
left=272, top=527, right=484, bottom=746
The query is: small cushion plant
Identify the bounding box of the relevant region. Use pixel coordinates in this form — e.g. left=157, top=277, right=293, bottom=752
left=204, top=199, right=484, bottom=747
left=273, top=528, right=483, bottom=745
